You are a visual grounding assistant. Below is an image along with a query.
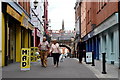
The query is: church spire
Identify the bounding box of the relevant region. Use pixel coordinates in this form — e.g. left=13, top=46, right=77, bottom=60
left=62, top=20, right=64, bottom=30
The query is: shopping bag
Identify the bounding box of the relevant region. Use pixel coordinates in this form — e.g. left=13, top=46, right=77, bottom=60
left=35, top=52, right=40, bottom=56
left=59, top=54, right=64, bottom=62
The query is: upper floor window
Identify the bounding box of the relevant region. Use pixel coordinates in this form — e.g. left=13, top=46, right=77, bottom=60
left=97, top=0, right=107, bottom=14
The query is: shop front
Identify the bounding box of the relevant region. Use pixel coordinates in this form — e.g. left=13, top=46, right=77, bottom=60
left=2, top=4, right=34, bottom=66
left=2, top=4, right=22, bottom=66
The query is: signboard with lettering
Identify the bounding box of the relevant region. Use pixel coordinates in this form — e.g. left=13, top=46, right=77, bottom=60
left=21, top=13, right=29, bottom=29
left=86, top=52, right=92, bottom=64
left=36, top=52, right=41, bottom=61
left=6, top=5, right=21, bottom=22
left=21, top=48, right=30, bottom=71
left=28, top=22, right=34, bottom=30
left=30, top=47, right=39, bottom=62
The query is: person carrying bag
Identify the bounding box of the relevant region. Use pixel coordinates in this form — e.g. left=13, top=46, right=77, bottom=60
left=50, top=39, right=61, bottom=67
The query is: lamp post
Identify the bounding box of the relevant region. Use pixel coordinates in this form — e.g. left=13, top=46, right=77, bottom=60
left=33, top=0, right=38, bottom=9
left=31, top=0, right=39, bottom=47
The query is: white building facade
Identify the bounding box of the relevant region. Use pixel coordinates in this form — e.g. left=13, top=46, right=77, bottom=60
left=30, top=0, right=44, bottom=45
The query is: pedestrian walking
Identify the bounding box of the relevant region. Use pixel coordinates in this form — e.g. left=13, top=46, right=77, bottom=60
left=77, top=39, right=86, bottom=64
left=50, top=39, right=61, bottom=67
left=38, top=37, right=50, bottom=67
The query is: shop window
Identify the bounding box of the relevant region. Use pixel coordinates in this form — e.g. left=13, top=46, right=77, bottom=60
left=97, top=0, right=101, bottom=14
left=101, top=0, right=107, bottom=9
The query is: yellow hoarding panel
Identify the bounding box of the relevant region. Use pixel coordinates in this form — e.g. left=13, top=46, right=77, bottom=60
left=30, top=47, right=39, bottom=62
left=16, top=26, right=21, bottom=62
left=21, top=48, right=30, bottom=71
left=2, top=13, right=5, bottom=66
left=37, top=54, right=41, bottom=61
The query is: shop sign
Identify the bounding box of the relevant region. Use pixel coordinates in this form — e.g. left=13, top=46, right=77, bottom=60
left=21, top=13, right=29, bottom=29
left=21, top=48, right=30, bottom=71
left=28, top=22, right=34, bottom=30
left=6, top=5, right=21, bottom=22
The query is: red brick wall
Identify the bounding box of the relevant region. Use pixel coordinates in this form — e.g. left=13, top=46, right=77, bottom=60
left=82, top=2, right=118, bottom=36
left=95, top=2, right=118, bottom=27
left=75, top=2, right=81, bottom=23
left=81, top=2, right=87, bottom=38
left=18, top=0, right=30, bottom=15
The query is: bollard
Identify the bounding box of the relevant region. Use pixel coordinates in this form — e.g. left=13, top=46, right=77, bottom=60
left=102, top=53, right=107, bottom=74
left=91, top=51, right=95, bottom=66
left=119, top=57, right=120, bottom=69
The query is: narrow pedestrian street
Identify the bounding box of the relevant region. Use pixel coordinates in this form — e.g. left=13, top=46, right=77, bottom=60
left=1, top=0, right=120, bottom=80
left=2, top=57, right=97, bottom=78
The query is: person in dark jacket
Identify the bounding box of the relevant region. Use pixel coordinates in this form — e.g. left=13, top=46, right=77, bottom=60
left=77, top=39, right=85, bottom=63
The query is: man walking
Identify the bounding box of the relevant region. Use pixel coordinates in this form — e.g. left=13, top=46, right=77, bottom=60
left=77, top=39, right=86, bottom=63
left=38, top=37, right=50, bottom=67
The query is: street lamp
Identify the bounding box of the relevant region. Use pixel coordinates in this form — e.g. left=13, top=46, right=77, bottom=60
left=31, top=0, right=38, bottom=16
left=34, top=0, right=38, bottom=9
left=42, top=16, right=45, bottom=21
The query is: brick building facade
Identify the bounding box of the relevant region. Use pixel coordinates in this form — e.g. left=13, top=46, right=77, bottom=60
left=75, top=1, right=119, bottom=67
left=19, top=1, right=30, bottom=15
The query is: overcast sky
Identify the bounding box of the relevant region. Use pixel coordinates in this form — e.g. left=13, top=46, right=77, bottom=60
left=48, top=0, right=76, bottom=30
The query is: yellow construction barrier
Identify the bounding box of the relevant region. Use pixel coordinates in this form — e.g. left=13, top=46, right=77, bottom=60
left=30, top=47, right=40, bottom=62
left=21, top=48, right=30, bottom=71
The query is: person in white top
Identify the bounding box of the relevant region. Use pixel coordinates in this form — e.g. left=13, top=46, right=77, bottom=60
left=38, top=37, right=50, bottom=67
left=50, top=39, right=61, bottom=67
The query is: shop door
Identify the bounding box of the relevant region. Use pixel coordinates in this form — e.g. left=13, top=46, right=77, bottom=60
left=110, top=33, right=115, bottom=64
left=9, top=24, right=16, bottom=63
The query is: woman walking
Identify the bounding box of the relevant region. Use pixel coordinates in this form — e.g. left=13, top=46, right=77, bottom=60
left=50, top=39, right=61, bottom=67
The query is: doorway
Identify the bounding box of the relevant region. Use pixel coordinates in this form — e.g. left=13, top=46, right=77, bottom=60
left=8, top=19, right=16, bottom=63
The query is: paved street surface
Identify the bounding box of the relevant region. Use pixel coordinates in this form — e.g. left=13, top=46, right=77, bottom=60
left=85, top=60, right=118, bottom=78
left=75, top=58, right=119, bottom=78
left=2, top=57, right=98, bottom=78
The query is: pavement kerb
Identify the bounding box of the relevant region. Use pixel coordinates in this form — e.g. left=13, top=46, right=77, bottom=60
left=73, top=58, right=118, bottom=78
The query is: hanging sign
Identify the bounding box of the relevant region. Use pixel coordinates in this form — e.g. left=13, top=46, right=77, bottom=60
left=21, top=48, right=30, bottom=71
